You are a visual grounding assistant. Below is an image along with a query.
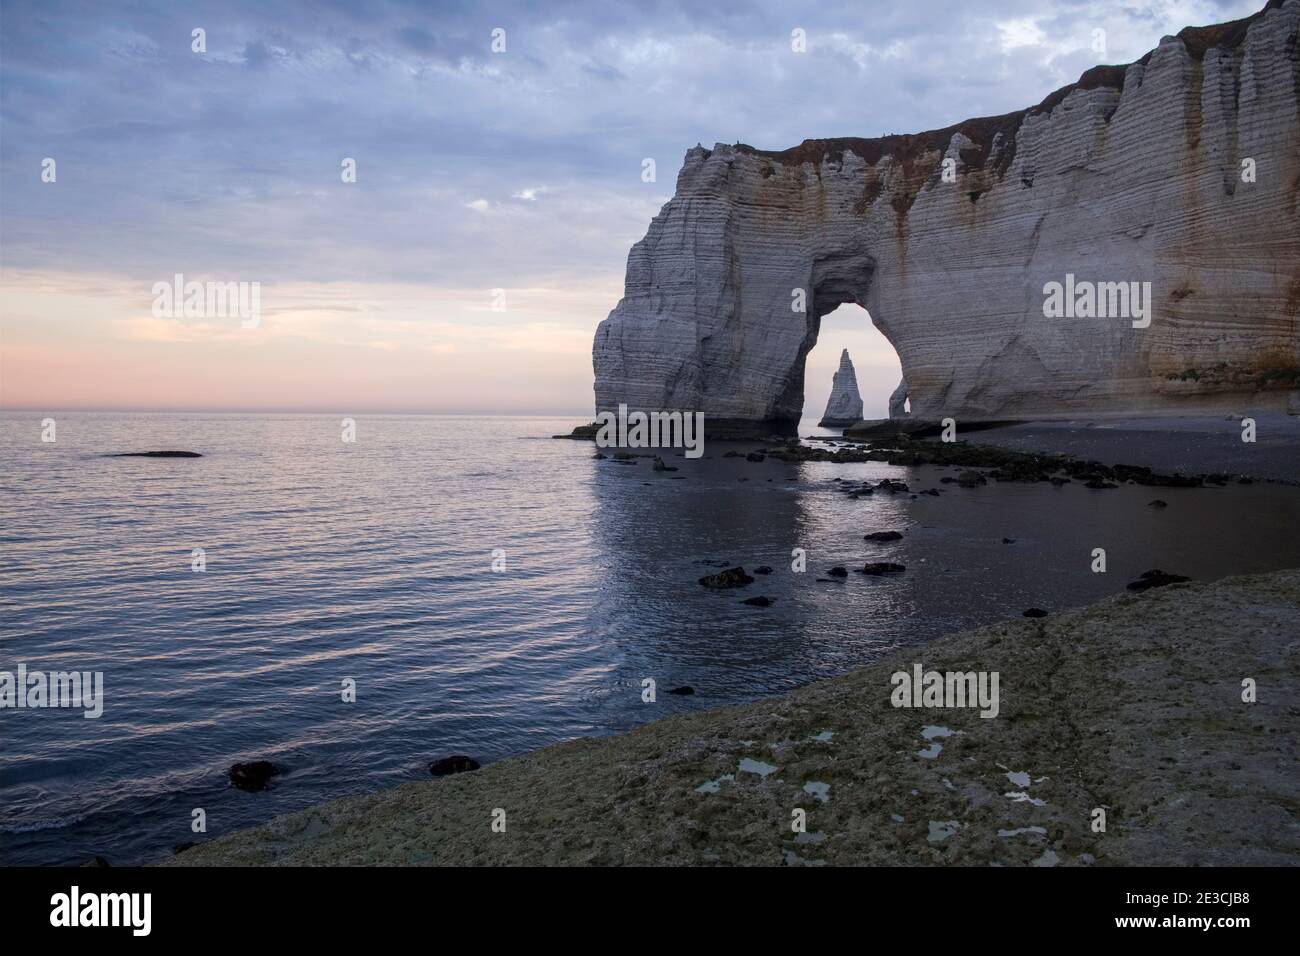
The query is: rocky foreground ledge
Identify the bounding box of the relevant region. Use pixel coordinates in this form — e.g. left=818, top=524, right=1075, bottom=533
left=165, top=570, right=1299, bottom=866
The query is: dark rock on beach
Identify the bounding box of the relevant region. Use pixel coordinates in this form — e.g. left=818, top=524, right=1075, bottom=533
left=859, top=562, right=906, bottom=575
left=698, top=566, right=754, bottom=588
left=107, top=450, right=202, bottom=458
left=1126, top=570, right=1191, bottom=592
left=229, top=761, right=279, bottom=792
left=429, top=755, right=481, bottom=777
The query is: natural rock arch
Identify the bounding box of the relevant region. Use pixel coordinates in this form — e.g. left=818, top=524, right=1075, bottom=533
left=591, top=1, right=1300, bottom=436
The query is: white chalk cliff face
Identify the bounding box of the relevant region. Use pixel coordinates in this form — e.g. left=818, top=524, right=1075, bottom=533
left=819, top=349, right=865, bottom=426
left=592, top=1, right=1300, bottom=436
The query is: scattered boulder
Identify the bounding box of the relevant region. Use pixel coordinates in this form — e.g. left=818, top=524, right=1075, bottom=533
left=859, top=562, right=906, bottom=575
left=1023, top=608, right=1048, bottom=618
left=863, top=531, right=904, bottom=542
left=746, top=452, right=765, bottom=462
left=1126, top=570, right=1191, bottom=592
left=956, top=471, right=986, bottom=488
left=698, top=566, right=754, bottom=588
left=229, top=760, right=279, bottom=792
left=1148, top=499, right=1168, bottom=508
left=827, top=566, right=849, bottom=578
left=652, top=456, right=678, bottom=472
left=429, top=755, right=481, bottom=777
left=592, top=452, right=607, bottom=460
left=723, top=450, right=742, bottom=458
left=667, top=686, right=695, bottom=696
left=753, top=566, right=773, bottom=574
left=742, top=596, right=774, bottom=607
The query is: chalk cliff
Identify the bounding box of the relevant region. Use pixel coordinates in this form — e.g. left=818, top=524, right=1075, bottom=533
left=819, top=349, right=865, bottom=427
left=591, top=1, right=1300, bottom=436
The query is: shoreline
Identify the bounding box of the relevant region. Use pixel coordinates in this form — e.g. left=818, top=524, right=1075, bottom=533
left=164, top=568, right=1299, bottom=866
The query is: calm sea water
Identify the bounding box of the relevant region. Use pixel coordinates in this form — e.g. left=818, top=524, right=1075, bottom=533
left=3, top=412, right=1299, bottom=865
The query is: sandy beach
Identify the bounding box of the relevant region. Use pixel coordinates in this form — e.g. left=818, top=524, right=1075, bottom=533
left=164, top=567, right=1299, bottom=867
left=963, top=414, right=1300, bottom=483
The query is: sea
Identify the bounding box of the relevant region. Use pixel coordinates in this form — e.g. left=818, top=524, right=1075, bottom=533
left=3, top=411, right=1299, bottom=865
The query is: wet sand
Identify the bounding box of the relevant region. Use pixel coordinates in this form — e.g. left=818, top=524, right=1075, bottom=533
left=964, top=414, right=1300, bottom=483
left=164, top=568, right=1299, bottom=867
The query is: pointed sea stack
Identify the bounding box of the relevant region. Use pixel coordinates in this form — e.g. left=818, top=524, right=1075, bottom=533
left=818, top=349, right=865, bottom=427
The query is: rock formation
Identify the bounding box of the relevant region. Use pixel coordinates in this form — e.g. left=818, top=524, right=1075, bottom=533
left=819, top=349, right=865, bottom=426
left=591, top=1, right=1300, bottom=437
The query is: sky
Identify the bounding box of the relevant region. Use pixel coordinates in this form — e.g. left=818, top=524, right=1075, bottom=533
left=0, top=0, right=1263, bottom=417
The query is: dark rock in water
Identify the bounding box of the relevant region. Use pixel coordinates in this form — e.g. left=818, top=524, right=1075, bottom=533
left=742, top=596, right=774, bottom=606
left=81, top=856, right=111, bottom=867
left=956, top=471, right=986, bottom=488
left=723, top=450, right=743, bottom=458
left=919, top=488, right=941, bottom=496
left=698, top=566, right=754, bottom=588
left=592, top=452, right=607, bottom=459
left=1148, top=499, right=1168, bottom=508
left=613, top=451, right=635, bottom=460
left=667, top=686, right=695, bottom=696
left=1002, top=537, right=1016, bottom=544
left=876, top=479, right=909, bottom=493
left=746, top=451, right=765, bottom=462
left=827, top=566, right=849, bottom=578
left=1049, top=476, right=1071, bottom=485
left=859, top=562, right=906, bottom=575
left=229, top=760, right=279, bottom=792
left=753, top=566, right=773, bottom=574
left=652, top=456, right=678, bottom=472
left=864, top=531, right=904, bottom=541
left=107, top=450, right=202, bottom=458
left=816, top=577, right=835, bottom=582
left=173, top=841, right=199, bottom=855
left=558, top=422, right=601, bottom=440
left=1084, top=479, right=1118, bottom=489
left=1127, top=570, right=1191, bottom=592
left=1023, top=608, right=1048, bottom=618
left=429, top=755, right=481, bottom=777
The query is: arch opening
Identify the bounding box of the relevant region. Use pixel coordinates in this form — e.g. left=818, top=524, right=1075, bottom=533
left=802, top=302, right=907, bottom=429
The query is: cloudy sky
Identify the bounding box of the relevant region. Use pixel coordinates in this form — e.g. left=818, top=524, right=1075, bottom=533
left=0, top=0, right=1260, bottom=416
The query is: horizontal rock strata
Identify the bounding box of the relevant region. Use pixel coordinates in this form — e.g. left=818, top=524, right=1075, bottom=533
left=592, top=1, right=1300, bottom=437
